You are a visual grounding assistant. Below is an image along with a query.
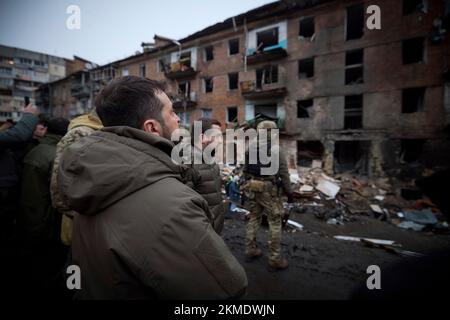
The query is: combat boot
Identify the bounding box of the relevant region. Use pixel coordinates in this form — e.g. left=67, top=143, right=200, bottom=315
left=268, top=258, right=289, bottom=271
left=245, top=247, right=263, bottom=261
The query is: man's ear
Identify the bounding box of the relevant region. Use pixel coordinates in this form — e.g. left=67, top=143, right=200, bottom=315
left=142, top=119, right=161, bottom=136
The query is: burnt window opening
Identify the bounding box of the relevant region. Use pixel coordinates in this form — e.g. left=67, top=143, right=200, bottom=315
left=179, top=51, right=192, bottom=68
left=139, top=64, right=146, bottom=77
left=344, top=95, right=363, bottom=129
left=299, top=17, right=315, bottom=38
left=178, top=82, right=190, bottom=97
left=297, top=99, right=313, bottom=118
left=346, top=49, right=363, bottom=65
left=400, top=139, right=426, bottom=163
left=255, top=104, right=277, bottom=118
left=228, top=73, right=239, bottom=90
left=227, top=106, right=238, bottom=123
left=298, top=58, right=314, bottom=79
left=297, top=141, right=324, bottom=167
left=256, top=27, right=279, bottom=52
left=346, top=4, right=365, bottom=41
left=334, top=141, right=370, bottom=174
left=403, top=0, right=425, bottom=15
left=204, top=77, right=213, bottom=93
left=229, top=38, right=239, bottom=55
left=256, top=65, right=278, bottom=88
left=402, top=87, right=425, bottom=113
left=345, top=67, right=364, bottom=85
left=403, top=37, right=425, bottom=64
left=204, top=46, right=214, bottom=61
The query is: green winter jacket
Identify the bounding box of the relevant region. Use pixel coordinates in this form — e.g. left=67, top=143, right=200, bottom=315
left=19, top=133, right=62, bottom=241
left=58, top=126, right=247, bottom=300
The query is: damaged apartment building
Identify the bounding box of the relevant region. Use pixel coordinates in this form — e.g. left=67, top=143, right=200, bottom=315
left=61, top=0, right=450, bottom=177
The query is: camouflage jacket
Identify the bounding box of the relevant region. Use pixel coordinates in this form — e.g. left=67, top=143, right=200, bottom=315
left=50, top=112, right=102, bottom=244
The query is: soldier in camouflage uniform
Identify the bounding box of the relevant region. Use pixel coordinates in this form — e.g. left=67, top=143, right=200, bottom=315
left=243, top=121, right=293, bottom=271
left=50, top=110, right=102, bottom=246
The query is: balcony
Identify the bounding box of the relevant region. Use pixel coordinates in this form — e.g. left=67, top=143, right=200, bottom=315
left=246, top=47, right=287, bottom=66
left=240, top=79, right=287, bottom=100
left=165, top=66, right=198, bottom=80
left=71, top=84, right=90, bottom=98
left=172, top=91, right=197, bottom=110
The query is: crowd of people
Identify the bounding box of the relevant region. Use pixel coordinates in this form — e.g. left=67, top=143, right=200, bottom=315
left=0, top=76, right=293, bottom=300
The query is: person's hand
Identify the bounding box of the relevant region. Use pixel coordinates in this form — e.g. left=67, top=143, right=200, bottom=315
left=23, top=103, right=38, bottom=115
left=0, top=121, right=14, bottom=132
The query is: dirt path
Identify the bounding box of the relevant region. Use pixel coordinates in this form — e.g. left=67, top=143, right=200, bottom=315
left=223, top=211, right=450, bottom=300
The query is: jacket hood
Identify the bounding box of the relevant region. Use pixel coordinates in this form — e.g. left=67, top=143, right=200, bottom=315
left=68, top=110, right=103, bottom=131
left=58, top=126, right=181, bottom=216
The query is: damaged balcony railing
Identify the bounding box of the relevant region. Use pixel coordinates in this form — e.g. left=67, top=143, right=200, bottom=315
left=240, top=75, right=287, bottom=100
left=172, top=91, right=197, bottom=109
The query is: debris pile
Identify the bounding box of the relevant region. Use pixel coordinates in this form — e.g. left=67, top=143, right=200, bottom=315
left=288, top=166, right=448, bottom=233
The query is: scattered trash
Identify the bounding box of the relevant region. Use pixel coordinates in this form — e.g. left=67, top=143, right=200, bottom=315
left=316, top=177, right=340, bottom=199
left=397, top=221, right=426, bottom=232
left=289, top=169, right=300, bottom=184
left=299, top=185, right=314, bottom=193
left=374, top=195, right=385, bottom=201
left=397, top=212, right=405, bottom=218
left=333, top=235, right=396, bottom=246
left=370, top=204, right=383, bottom=214
left=311, top=160, right=322, bottom=169
left=403, top=209, right=438, bottom=225
left=327, top=218, right=344, bottom=225
left=360, top=239, right=425, bottom=258
left=287, top=220, right=304, bottom=230
left=231, top=207, right=250, bottom=214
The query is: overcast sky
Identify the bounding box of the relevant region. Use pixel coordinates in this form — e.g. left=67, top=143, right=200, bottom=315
left=0, top=0, right=275, bottom=65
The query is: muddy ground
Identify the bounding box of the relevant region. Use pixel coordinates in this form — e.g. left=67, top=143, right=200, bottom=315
left=223, top=210, right=450, bottom=300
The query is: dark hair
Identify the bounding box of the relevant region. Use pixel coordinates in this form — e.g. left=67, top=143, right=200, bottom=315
left=47, top=117, right=69, bottom=136
left=37, top=113, right=50, bottom=126
left=95, top=76, right=166, bottom=129
left=191, top=117, right=222, bottom=145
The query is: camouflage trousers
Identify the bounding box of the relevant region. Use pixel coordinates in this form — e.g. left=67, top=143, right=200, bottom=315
left=244, top=181, right=283, bottom=264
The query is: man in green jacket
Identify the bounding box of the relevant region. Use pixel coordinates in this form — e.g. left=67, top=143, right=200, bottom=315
left=185, top=117, right=225, bottom=235
left=0, top=104, right=38, bottom=242
left=17, top=117, right=69, bottom=297
left=58, top=76, right=247, bottom=300
left=19, top=117, right=69, bottom=245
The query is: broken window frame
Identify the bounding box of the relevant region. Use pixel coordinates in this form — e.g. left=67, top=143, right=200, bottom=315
left=227, top=106, right=238, bottom=123
left=346, top=3, right=365, bottom=41
left=256, top=65, right=278, bottom=89
left=402, top=37, right=425, bottom=65
left=203, top=77, right=213, bottom=93
left=139, top=63, right=146, bottom=77
left=228, top=72, right=239, bottom=91
left=228, top=38, right=239, bottom=55
left=297, top=99, right=314, bottom=118
left=344, top=95, right=363, bottom=129
left=402, top=87, right=425, bottom=113
left=299, top=16, right=315, bottom=39
left=254, top=104, right=278, bottom=119
left=204, top=45, right=214, bottom=62
left=178, top=81, right=191, bottom=98
left=297, top=141, right=325, bottom=167
left=298, top=57, right=315, bottom=79
left=256, top=27, right=279, bottom=52
left=345, top=49, right=364, bottom=85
